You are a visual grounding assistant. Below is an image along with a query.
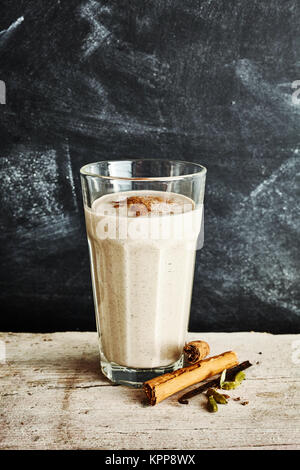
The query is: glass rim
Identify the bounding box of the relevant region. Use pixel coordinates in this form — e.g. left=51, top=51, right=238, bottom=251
left=80, top=159, right=207, bottom=182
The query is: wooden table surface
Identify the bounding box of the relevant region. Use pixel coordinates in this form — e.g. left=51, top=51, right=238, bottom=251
left=0, top=331, right=299, bottom=450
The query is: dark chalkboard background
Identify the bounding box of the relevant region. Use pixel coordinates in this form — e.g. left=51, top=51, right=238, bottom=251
left=0, top=0, right=299, bottom=333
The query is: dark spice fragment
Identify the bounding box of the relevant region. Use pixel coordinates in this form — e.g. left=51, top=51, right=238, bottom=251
left=178, top=360, right=252, bottom=404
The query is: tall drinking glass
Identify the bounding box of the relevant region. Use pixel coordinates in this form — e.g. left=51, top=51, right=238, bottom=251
left=80, top=160, right=206, bottom=387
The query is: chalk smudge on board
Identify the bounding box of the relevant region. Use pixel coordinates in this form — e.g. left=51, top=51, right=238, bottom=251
left=0, top=147, right=80, bottom=234
left=79, top=0, right=112, bottom=59
left=57, top=141, right=79, bottom=213
left=203, top=154, right=300, bottom=316
left=0, top=16, right=24, bottom=47
left=235, top=59, right=300, bottom=115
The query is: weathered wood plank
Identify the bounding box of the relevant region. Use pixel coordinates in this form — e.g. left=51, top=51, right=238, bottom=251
left=0, top=332, right=299, bottom=450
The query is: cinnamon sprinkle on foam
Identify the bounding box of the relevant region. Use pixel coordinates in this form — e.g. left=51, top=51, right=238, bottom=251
left=112, top=195, right=177, bottom=217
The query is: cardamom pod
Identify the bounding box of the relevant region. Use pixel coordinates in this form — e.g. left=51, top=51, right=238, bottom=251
left=207, top=388, right=228, bottom=404
left=219, top=369, right=227, bottom=388
left=212, top=390, right=228, bottom=404
left=207, top=395, right=218, bottom=412
left=234, top=371, right=246, bottom=384
left=221, top=381, right=237, bottom=390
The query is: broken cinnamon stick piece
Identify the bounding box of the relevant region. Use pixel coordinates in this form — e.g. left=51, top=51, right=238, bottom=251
left=184, top=340, right=210, bottom=363
left=143, top=351, right=238, bottom=406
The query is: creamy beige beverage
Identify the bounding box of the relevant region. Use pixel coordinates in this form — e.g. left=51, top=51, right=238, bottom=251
left=84, top=190, right=202, bottom=369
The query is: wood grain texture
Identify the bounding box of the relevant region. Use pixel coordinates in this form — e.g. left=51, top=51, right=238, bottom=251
left=0, top=331, right=299, bottom=450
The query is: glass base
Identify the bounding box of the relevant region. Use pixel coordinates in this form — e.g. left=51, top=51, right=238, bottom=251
left=100, top=355, right=184, bottom=388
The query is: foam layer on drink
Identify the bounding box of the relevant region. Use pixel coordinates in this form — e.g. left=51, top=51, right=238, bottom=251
left=92, top=190, right=195, bottom=217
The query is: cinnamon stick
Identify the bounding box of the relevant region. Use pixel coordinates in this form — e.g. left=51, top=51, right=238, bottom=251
left=143, top=351, right=238, bottom=406
left=178, top=360, right=252, bottom=404
left=184, top=340, right=210, bottom=363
